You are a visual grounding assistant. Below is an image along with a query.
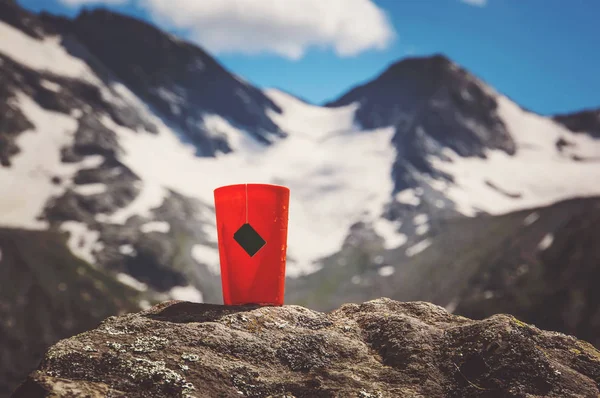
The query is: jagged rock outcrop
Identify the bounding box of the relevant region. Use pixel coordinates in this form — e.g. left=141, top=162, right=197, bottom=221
left=13, top=298, right=600, bottom=397
left=326, top=54, right=515, bottom=194
left=554, top=108, right=600, bottom=138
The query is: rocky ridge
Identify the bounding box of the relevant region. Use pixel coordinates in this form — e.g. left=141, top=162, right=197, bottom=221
left=12, top=298, right=600, bottom=398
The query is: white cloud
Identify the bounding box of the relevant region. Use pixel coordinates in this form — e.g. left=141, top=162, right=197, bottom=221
left=59, top=0, right=128, bottom=6
left=138, top=0, right=395, bottom=60
left=460, top=0, right=488, bottom=7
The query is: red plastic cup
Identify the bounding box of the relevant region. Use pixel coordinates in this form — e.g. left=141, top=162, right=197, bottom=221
left=213, top=183, right=290, bottom=306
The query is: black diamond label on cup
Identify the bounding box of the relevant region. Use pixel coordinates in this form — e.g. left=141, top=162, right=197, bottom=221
left=233, top=223, right=266, bottom=257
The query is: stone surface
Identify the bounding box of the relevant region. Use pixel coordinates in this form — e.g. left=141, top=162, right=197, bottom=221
left=13, top=298, right=600, bottom=397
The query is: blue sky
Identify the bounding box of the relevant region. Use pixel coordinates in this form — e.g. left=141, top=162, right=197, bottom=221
left=17, top=0, right=600, bottom=115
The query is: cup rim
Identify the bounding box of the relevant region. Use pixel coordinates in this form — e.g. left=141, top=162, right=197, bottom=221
left=214, top=183, right=289, bottom=195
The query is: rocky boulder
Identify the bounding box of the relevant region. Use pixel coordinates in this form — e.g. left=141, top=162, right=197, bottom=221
left=13, top=298, right=600, bottom=397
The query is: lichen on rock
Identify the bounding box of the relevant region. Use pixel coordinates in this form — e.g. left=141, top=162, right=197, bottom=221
left=12, top=298, right=600, bottom=397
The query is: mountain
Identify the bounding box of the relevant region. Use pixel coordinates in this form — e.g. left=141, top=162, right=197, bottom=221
left=327, top=54, right=600, bottom=216
left=41, top=8, right=285, bottom=155
left=2, top=0, right=600, bottom=392
left=287, top=196, right=600, bottom=347
left=0, top=227, right=151, bottom=396
left=2, top=0, right=600, bottom=283
left=554, top=108, right=600, bottom=138
left=325, top=54, right=515, bottom=157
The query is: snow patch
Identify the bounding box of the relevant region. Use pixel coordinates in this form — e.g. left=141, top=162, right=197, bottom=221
left=413, top=214, right=429, bottom=225
left=109, top=82, right=157, bottom=123
left=0, top=93, right=81, bottom=229
left=415, top=223, right=430, bottom=236
left=0, top=22, right=101, bottom=83
left=156, top=87, right=182, bottom=104
left=140, top=221, right=171, bottom=234
left=199, top=218, right=218, bottom=241
left=395, top=189, right=421, bottom=206
left=191, top=244, right=221, bottom=274
left=103, top=183, right=167, bottom=225
left=94, top=240, right=104, bottom=252
left=111, top=88, right=397, bottom=277
left=79, top=155, right=105, bottom=169
left=116, top=273, right=148, bottom=292
left=118, top=244, right=136, bottom=256
left=373, top=218, right=407, bottom=249
left=265, top=88, right=359, bottom=141
left=405, top=239, right=432, bottom=257
left=202, top=114, right=259, bottom=151
left=430, top=95, right=600, bottom=216
left=169, top=285, right=203, bottom=303
left=378, top=265, right=395, bottom=277
left=538, top=233, right=554, bottom=251
left=523, top=212, right=540, bottom=226
left=60, top=221, right=100, bottom=264
left=429, top=179, right=448, bottom=191
left=73, top=183, right=107, bottom=195
left=40, top=79, right=61, bottom=92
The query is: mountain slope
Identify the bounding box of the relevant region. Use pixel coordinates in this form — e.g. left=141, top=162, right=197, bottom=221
left=327, top=54, right=600, bottom=219
left=0, top=227, right=149, bottom=396
left=41, top=8, right=285, bottom=155
left=0, top=0, right=599, bottom=298
left=287, top=196, right=600, bottom=348
left=326, top=54, right=514, bottom=156
left=2, top=1, right=600, bottom=284
left=454, top=198, right=600, bottom=348
left=0, top=1, right=232, bottom=302
left=554, top=108, right=600, bottom=138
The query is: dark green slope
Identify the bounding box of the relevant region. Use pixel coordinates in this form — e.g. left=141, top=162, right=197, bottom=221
left=0, top=228, right=148, bottom=396
left=287, top=197, right=600, bottom=347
